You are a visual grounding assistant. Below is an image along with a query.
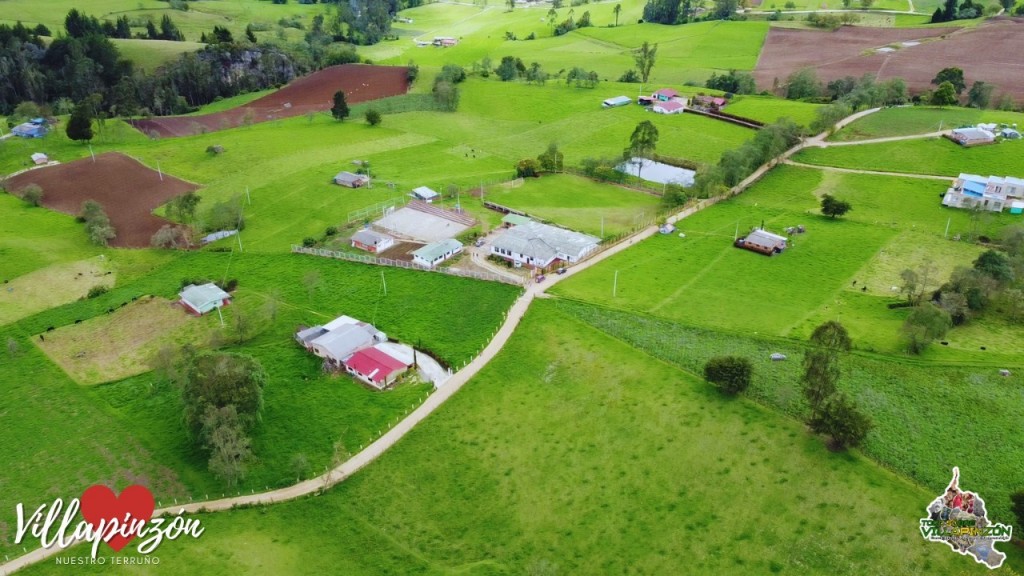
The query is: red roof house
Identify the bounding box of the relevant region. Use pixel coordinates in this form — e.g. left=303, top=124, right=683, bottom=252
left=652, top=100, right=685, bottom=115
left=653, top=88, right=679, bottom=101
left=343, top=346, right=410, bottom=389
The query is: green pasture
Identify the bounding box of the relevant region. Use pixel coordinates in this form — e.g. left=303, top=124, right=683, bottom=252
left=0, top=118, right=149, bottom=176
left=0, top=250, right=518, bottom=556
left=830, top=106, right=1024, bottom=142
left=724, top=95, right=822, bottom=128
left=797, top=136, right=1024, bottom=177
left=22, top=300, right=1009, bottom=575
left=557, top=299, right=1024, bottom=534
left=112, top=39, right=206, bottom=71
left=479, top=173, right=663, bottom=237
left=552, top=165, right=1016, bottom=355
left=0, top=0, right=323, bottom=43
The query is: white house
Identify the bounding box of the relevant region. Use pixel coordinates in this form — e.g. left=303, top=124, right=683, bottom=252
left=412, top=186, right=440, bottom=202
left=942, top=173, right=1024, bottom=213
left=351, top=229, right=395, bottom=253
left=295, top=315, right=387, bottom=368
left=490, top=221, right=599, bottom=268
left=179, top=283, right=231, bottom=315
left=652, top=100, right=686, bottom=115
left=412, top=238, right=463, bottom=268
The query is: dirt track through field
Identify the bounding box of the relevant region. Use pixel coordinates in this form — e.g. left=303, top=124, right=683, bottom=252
left=131, top=64, right=410, bottom=138
left=4, top=153, right=197, bottom=248
left=755, top=18, right=1024, bottom=99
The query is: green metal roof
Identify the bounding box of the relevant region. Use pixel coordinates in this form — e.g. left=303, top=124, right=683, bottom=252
left=413, top=238, right=463, bottom=262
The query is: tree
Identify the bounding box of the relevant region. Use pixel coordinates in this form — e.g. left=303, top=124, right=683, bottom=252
left=614, top=3, right=622, bottom=25
left=931, top=67, right=965, bottom=94
left=820, top=194, right=852, bottom=219
left=810, top=102, right=852, bottom=135
left=66, top=100, right=94, bottom=142
left=785, top=68, right=822, bottom=100
left=618, top=69, right=641, bottom=83
left=706, top=70, right=757, bottom=95
left=703, top=356, right=753, bottom=395
left=515, top=158, right=541, bottom=178
left=331, top=90, right=349, bottom=121
left=507, top=0, right=515, bottom=10
left=202, top=405, right=251, bottom=487
left=966, top=80, right=993, bottom=109
left=973, top=249, right=1014, bottom=283
left=151, top=225, right=189, bottom=249
left=902, top=304, right=952, bottom=354
left=633, top=41, right=658, bottom=84
left=623, top=120, right=659, bottom=179
left=433, top=80, right=460, bottom=111
left=811, top=393, right=872, bottom=450
left=537, top=142, right=564, bottom=172
left=365, top=108, right=382, bottom=126
left=182, top=352, right=267, bottom=440
left=931, top=81, right=958, bottom=106
left=496, top=56, right=521, bottom=81
left=712, top=0, right=739, bottom=19
left=801, top=321, right=851, bottom=420
left=20, top=184, right=43, bottom=207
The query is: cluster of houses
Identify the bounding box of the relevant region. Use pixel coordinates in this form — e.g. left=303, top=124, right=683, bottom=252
left=415, top=36, right=458, bottom=47
left=948, top=124, right=1021, bottom=147
left=735, top=228, right=788, bottom=256
left=603, top=89, right=729, bottom=116
left=489, top=215, right=599, bottom=269
left=296, top=315, right=413, bottom=389
left=942, top=173, right=1024, bottom=214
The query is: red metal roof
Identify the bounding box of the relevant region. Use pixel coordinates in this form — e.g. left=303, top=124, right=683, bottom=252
left=654, top=88, right=679, bottom=98
left=344, top=347, right=408, bottom=383
left=656, top=100, right=685, bottom=111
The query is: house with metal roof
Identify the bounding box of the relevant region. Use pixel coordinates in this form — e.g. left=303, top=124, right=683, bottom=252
left=501, top=213, right=532, bottom=227
left=295, top=314, right=387, bottom=368
left=412, top=238, right=463, bottom=268
left=948, top=127, right=995, bottom=147
left=490, top=221, right=599, bottom=268
left=412, top=186, right=440, bottom=202
left=351, top=229, right=395, bottom=253
left=735, top=228, right=787, bottom=256
left=602, top=96, right=632, bottom=108
left=334, top=171, right=370, bottom=188
left=652, top=100, right=685, bottom=115
left=179, top=283, right=231, bottom=315
left=942, top=173, right=1024, bottom=213
left=344, top=345, right=411, bottom=389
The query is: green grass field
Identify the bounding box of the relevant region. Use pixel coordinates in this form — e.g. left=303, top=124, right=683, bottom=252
left=112, top=39, right=206, bottom=71
left=479, top=173, right=663, bottom=237
left=552, top=165, right=1017, bottom=357
left=796, top=136, right=1024, bottom=177
left=724, top=95, right=822, bottom=128
left=20, top=299, right=1012, bottom=575
left=830, top=106, right=1024, bottom=142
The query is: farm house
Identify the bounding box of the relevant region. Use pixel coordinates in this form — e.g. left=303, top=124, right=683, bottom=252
left=735, top=228, right=788, bottom=256
left=343, top=345, right=411, bottom=389
left=490, top=221, right=599, bottom=269
left=602, top=96, right=632, bottom=108
left=948, top=127, right=995, bottom=147
left=652, top=100, right=685, bottom=115
left=295, top=315, right=387, bottom=369
left=652, top=88, right=679, bottom=101
left=351, top=229, right=395, bottom=253
left=692, top=95, right=727, bottom=110
left=942, top=173, right=1024, bottom=213
left=412, top=186, right=440, bottom=202
left=334, top=171, right=370, bottom=188
left=179, top=283, right=231, bottom=315
left=412, top=238, right=463, bottom=268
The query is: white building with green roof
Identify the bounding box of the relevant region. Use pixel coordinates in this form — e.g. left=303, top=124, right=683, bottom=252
left=412, top=238, right=463, bottom=268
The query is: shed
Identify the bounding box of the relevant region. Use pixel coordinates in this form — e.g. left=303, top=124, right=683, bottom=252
left=949, top=127, right=995, bottom=147
left=412, top=186, right=440, bottom=202
left=335, top=171, right=370, bottom=188
left=736, top=228, right=787, bottom=256
left=1011, top=201, right=1024, bottom=215
left=501, top=213, right=533, bottom=227
left=30, top=152, right=48, bottom=165
left=1001, top=128, right=1021, bottom=140
left=351, top=229, right=395, bottom=253
left=602, top=96, right=632, bottom=108
left=179, top=283, right=231, bottom=315
left=412, top=238, right=463, bottom=268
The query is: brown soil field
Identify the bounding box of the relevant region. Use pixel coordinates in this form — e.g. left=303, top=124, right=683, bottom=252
left=131, top=64, right=409, bottom=138
left=754, top=19, right=1024, bottom=99
left=5, top=152, right=198, bottom=248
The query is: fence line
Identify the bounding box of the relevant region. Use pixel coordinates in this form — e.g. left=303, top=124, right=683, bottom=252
left=291, top=246, right=527, bottom=287
left=346, top=195, right=409, bottom=224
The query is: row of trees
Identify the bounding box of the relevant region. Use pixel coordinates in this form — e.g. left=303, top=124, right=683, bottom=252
left=65, top=9, right=185, bottom=42
left=79, top=200, right=116, bottom=246
left=702, top=321, right=871, bottom=450
left=691, top=118, right=803, bottom=196
left=643, top=0, right=738, bottom=24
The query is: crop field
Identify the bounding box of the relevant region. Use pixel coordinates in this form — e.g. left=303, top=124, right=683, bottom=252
left=21, top=300, right=1006, bottom=575
left=829, top=106, right=1024, bottom=142
left=479, top=173, right=663, bottom=237
left=556, top=300, right=1024, bottom=533
left=551, top=166, right=1016, bottom=354
left=0, top=256, right=114, bottom=325
left=796, top=136, right=1024, bottom=177
left=722, top=95, right=822, bottom=128
left=34, top=296, right=221, bottom=386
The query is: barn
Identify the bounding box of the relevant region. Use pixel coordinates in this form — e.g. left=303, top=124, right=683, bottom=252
left=735, top=228, right=788, bottom=256
left=335, top=171, right=370, bottom=188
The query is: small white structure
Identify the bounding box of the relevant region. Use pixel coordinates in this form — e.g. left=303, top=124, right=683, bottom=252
left=30, top=152, right=48, bottom=165
left=412, top=186, right=440, bottom=202
left=491, top=221, right=599, bottom=268
left=1001, top=128, right=1021, bottom=140
left=179, top=283, right=231, bottom=316
left=351, top=229, right=395, bottom=253
left=412, top=238, right=463, bottom=268
left=602, top=96, right=632, bottom=108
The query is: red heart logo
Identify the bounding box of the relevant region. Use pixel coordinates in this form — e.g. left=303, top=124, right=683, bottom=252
left=79, top=485, right=155, bottom=552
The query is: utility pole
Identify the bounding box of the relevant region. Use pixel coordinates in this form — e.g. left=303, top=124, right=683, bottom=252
left=89, top=145, right=95, bottom=163
left=245, top=186, right=251, bottom=204
left=944, top=217, right=951, bottom=239
left=216, top=305, right=225, bottom=327
left=157, top=160, right=163, bottom=181
left=613, top=270, right=618, bottom=298
left=601, top=215, right=604, bottom=237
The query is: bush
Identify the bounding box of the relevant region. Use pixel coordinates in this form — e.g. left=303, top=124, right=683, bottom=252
left=324, top=226, right=338, bottom=237
left=20, top=184, right=43, bottom=207
left=703, top=356, right=753, bottom=395
left=810, top=393, right=872, bottom=450
left=86, top=285, right=109, bottom=299
left=365, top=108, right=382, bottom=126
left=302, top=237, right=316, bottom=247
left=515, top=158, right=541, bottom=178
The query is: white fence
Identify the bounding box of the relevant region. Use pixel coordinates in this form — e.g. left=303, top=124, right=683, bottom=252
left=291, top=246, right=527, bottom=287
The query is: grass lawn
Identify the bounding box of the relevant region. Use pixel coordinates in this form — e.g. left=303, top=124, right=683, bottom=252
left=829, top=106, right=1024, bottom=142
left=551, top=165, right=1016, bottom=355
left=795, top=136, right=1024, bottom=177
left=724, top=95, right=822, bottom=128
left=34, top=296, right=222, bottom=386
left=479, top=173, right=663, bottom=237
left=20, top=299, right=1010, bottom=574
left=0, top=256, right=115, bottom=325
left=556, top=299, right=1024, bottom=535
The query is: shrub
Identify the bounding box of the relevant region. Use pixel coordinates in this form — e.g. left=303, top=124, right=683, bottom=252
left=324, top=226, right=338, bottom=237
left=86, top=285, right=109, bottom=299
left=703, top=356, right=753, bottom=395
left=302, top=237, right=316, bottom=247
left=515, top=158, right=541, bottom=178
left=21, top=184, right=43, bottom=207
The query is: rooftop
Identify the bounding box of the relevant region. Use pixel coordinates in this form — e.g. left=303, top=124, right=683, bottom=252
left=493, top=221, right=599, bottom=260
left=413, top=238, right=463, bottom=262
left=179, top=283, right=230, bottom=307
